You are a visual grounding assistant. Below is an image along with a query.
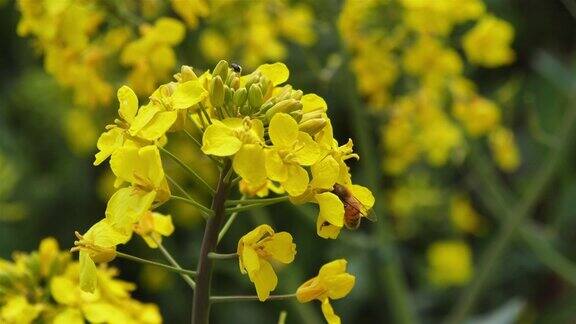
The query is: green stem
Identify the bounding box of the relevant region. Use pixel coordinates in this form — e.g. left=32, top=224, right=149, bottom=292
left=160, top=146, right=215, bottom=195
left=191, top=162, right=232, bottom=324
left=208, top=252, right=237, bottom=260
left=116, top=251, right=197, bottom=277
left=224, top=198, right=288, bottom=214
left=170, top=195, right=213, bottom=218
left=225, top=196, right=289, bottom=206
left=445, top=104, right=576, bottom=324
left=346, top=65, right=417, bottom=324
left=210, top=293, right=296, bottom=303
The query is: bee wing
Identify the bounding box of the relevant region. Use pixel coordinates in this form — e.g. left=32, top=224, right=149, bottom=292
left=364, top=208, right=377, bottom=222
left=348, top=196, right=377, bottom=222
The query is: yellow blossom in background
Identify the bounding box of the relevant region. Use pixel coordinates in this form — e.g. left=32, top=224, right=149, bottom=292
left=427, top=240, right=473, bottom=287
left=64, top=109, right=98, bottom=155
left=199, top=0, right=316, bottom=69
left=171, top=0, right=209, bottom=29
left=451, top=195, right=485, bottom=235
left=463, top=15, right=516, bottom=67
left=237, top=225, right=296, bottom=301
left=401, top=0, right=485, bottom=35
left=297, top=259, right=355, bottom=324
left=489, top=127, right=521, bottom=172
left=121, top=17, right=185, bottom=95
left=0, top=238, right=161, bottom=323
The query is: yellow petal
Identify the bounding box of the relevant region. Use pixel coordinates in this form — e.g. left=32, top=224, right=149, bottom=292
left=318, top=259, right=348, bottom=278
left=50, top=276, right=77, bottom=306
left=105, top=187, right=156, bottom=234
left=79, top=251, right=97, bottom=293
left=269, top=113, right=299, bottom=147
left=201, top=121, right=243, bottom=156
left=249, top=260, right=278, bottom=301
left=257, top=62, right=289, bottom=86
left=117, top=85, right=138, bottom=123
left=294, top=132, right=323, bottom=166
left=321, top=299, right=341, bottom=324
left=316, top=216, right=341, bottom=239
left=172, top=80, right=208, bottom=109
left=283, top=165, right=309, bottom=197
left=85, top=219, right=131, bottom=248
left=261, top=232, right=296, bottom=264
left=94, top=128, right=124, bottom=166
left=316, top=192, right=344, bottom=227
left=53, top=308, right=84, bottom=324
left=325, top=273, right=355, bottom=300
left=152, top=212, right=175, bottom=236
left=350, top=185, right=375, bottom=209
left=301, top=93, right=327, bottom=113
left=129, top=103, right=162, bottom=136
left=265, top=148, right=288, bottom=182
left=311, top=156, right=340, bottom=189
left=241, top=246, right=260, bottom=275
left=139, top=111, right=177, bottom=140
left=233, top=144, right=267, bottom=185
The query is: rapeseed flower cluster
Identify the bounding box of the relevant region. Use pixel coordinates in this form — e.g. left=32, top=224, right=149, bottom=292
left=338, top=0, right=520, bottom=174
left=0, top=238, right=161, bottom=324
left=72, top=60, right=367, bottom=323
left=199, top=0, right=315, bottom=69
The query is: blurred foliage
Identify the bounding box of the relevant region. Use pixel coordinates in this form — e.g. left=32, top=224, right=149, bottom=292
left=1, top=0, right=576, bottom=323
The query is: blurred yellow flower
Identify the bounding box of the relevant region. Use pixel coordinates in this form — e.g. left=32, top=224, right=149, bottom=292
left=427, top=240, right=473, bottom=287
left=489, top=126, right=521, bottom=172
left=463, top=15, right=515, bottom=67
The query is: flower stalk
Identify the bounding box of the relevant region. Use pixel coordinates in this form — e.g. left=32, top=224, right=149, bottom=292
left=191, top=162, right=232, bottom=324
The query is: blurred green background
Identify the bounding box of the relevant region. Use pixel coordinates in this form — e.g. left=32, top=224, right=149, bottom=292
left=1, top=0, right=576, bottom=323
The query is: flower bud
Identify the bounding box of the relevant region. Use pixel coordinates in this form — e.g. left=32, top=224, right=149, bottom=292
left=239, top=104, right=253, bottom=116
left=245, top=75, right=260, bottom=91
left=299, top=118, right=327, bottom=136
left=233, top=88, right=248, bottom=106
left=300, top=111, right=324, bottom=123
left=230, top=76, right=240, bottom=90
left=248, top=84, right=264, bottom=109
left=224, top=85, right=234, bottom=106
left=265, top=99, right=302, bottom=122
left=177, top=65, right=198, bottom=82
left=290, top=110, right=303, bottom=122
left=291, top=89, right=304, bottom=100
left=210, top=76, right=225, bottom=108
left=212, top=60, right=229, bottom=81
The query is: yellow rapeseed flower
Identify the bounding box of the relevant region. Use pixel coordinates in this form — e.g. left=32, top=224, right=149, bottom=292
left=134, top=211, right=175, bottom=248
left=72, top=220, right=130, bottom=293
left=489, top=126, right=521, bottom=172
left=237, top=225, right=296, bottom=301
left=296, top=259, right=355, bottom=324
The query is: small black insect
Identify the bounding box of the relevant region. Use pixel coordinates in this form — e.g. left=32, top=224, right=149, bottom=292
left=231, top=63, right=242, bottom=73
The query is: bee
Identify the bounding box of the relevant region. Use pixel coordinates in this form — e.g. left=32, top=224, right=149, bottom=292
left=231, top=63, right=242, bottom=73
left=331, top=183, right=377, bottom=229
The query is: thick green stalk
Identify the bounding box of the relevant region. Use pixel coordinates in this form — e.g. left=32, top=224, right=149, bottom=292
left=445, top=105, right=576, bottom=324
left=347, top=73, right=417, bottom=324
left=191, top=162, right=231, bottom=324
